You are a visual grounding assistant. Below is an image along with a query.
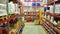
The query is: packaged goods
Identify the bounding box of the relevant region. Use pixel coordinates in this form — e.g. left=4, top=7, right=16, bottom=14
left=44, top=7, right=47, bottom=12
left=34, top=20, right=39, bottom=24
left=51, top=16, right=54, bottom=23
left=58, top=20, right=60, bottom=26
left=53, top=21, right=57, bottom=25
left=8, top=2, right=15, bottom=14
left=0, top=0, right=7, bottom=16
left=0, top=4, right=6, bottom=10
left=42, top=0, right=47, bottom=4
left=0, top=0, right=7, bottom=4
left=49, top=5, right=54, bottom=13
left=46, top=7, right=50, bottom=12
left=0, top=27, right=8, bottom=34
left=55, top=4, right=60, bottom=14
left=0, top=10, right=7, bottom=16
left=36, top=8, right=40, bottom=12
left=14, top=4, right=20, bottom=14
left=47, top=15, right=50, bottom=20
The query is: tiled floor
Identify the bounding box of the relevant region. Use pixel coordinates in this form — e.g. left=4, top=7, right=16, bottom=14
left=22, top=22, right=47, bottom=34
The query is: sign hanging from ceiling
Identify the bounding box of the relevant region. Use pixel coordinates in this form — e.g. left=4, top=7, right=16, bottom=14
left=32, top=2, right=41, bottom=6
left=24, top=0, right=42, bottom=2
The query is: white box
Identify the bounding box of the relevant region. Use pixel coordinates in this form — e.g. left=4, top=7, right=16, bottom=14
left=0, top=10, right=7, bottom=16
left=8, top=2, right=15, bottom=14
left=55, top=4, right=60, bottom=14
left=49, top=5, right=54, bottom=13
left=0, top=4, right=6, bottom=10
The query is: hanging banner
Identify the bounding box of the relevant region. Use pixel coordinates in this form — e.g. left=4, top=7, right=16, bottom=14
left=32, top=2, right=41, bottom=6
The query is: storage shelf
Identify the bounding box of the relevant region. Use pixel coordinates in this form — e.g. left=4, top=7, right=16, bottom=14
left=43, top=18, right=60, bottom=34
left=0, top=14, right=20, bottom=25
left=9, top=19, right=24, bottom=34
left=45, top=0, right=60, bottom=5
left=44, top=12, right=60, bottom=19
left=43, top=20, right=57, bottom=34
left=42, top=22, right=54, bottom=34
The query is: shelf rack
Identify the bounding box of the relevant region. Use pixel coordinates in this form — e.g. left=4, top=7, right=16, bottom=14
left=0, top=14, right=20, bottom=24
left=42, top=0, right=60, bottom=34
left=43, top=18, right=60, bottom=34
left=0, top=0, right=24, bottom=34
left=44, top=12, right=60, bottom=19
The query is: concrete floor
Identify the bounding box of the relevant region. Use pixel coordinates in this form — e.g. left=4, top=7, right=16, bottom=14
left=22, top=22, right=47, bottom=34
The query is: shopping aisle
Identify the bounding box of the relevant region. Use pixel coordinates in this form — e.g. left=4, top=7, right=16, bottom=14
left=22, top=22, right=47, bottom=34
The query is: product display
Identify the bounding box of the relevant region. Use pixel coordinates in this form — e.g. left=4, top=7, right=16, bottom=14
left=0, top=0, right=60, bottom=34
left=8, top=2, right=15, bottom=14
left=42, top=0, right=60, bottom=34
left=14, top=4, right=20, bottom=14
left=49, top=5, right=54, bottom=13
left=0, top=0, right=7, bottom=4
left=0, top=0, right=7, bottom=16
left=0, top=0, right=24, bottom=34
left=55, top=4, right=60, bottom=14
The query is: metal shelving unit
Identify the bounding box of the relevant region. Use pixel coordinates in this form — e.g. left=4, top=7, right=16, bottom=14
left=42, top=0, right=60, bottom=34
left=0, top=0, right=24, bottom=34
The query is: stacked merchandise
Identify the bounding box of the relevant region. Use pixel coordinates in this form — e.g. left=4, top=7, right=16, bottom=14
left=24, top=11, right=39, bottom=22
left=0, top=0, right=7, bottom=16
left=23, top=0, right=41, bottom=22
left=8, top=1, right=24, bottom=34
left=42, top=0, right=60, bottom=34
left=8, top=1, right=20, bottom=14
left=0, top=0, right=8, bottom=34
left=0, top=0, right=24, bottom=34
left=9, top=17, right=24, bottom=34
